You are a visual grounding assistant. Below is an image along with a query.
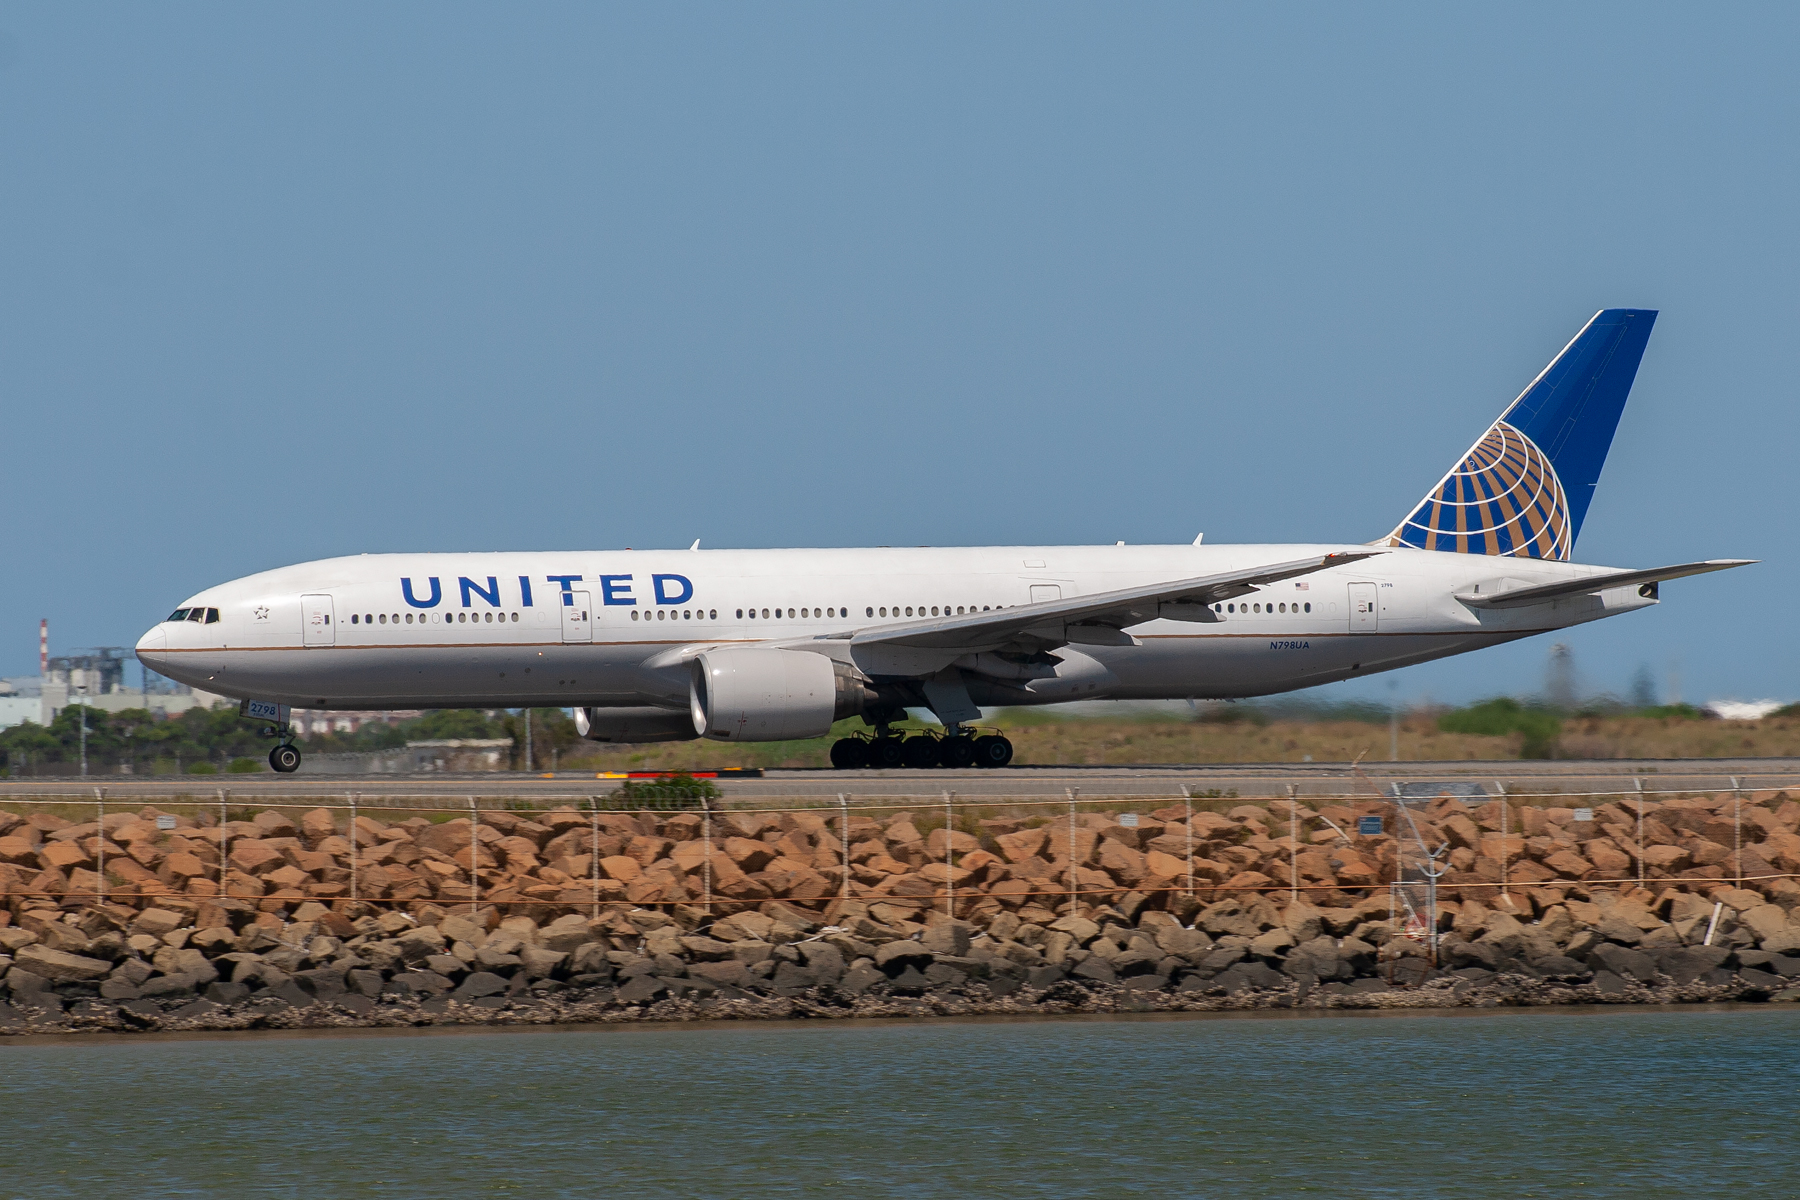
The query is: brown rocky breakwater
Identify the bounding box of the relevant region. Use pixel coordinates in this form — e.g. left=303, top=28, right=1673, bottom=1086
left=3, top=791, right=1800, bottom=1034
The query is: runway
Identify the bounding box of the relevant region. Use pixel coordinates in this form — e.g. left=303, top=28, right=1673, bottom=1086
left=5, top=758, right=1796, bottom=808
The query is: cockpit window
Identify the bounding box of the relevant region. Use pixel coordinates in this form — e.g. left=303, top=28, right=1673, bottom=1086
left=168, top=609, right=189, bottom=622
left=204, top=608, right=220, bottom=624
left=186, top=609, right=205, bottom=622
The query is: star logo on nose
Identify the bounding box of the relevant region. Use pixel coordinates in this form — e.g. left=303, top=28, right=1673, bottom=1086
left=253, top=606, right=270, bottom=622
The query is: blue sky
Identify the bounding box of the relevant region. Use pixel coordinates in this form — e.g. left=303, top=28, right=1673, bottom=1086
left=1, top=6, right=1794, bottom=707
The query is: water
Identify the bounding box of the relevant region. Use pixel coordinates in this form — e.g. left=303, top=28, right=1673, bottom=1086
left=2, top=1007, right=1796, bottom=1199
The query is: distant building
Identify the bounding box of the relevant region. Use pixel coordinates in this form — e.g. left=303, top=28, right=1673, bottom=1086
left=0, top=649, right=231, bottom=731
left=286, top=709, right=425, bottom=737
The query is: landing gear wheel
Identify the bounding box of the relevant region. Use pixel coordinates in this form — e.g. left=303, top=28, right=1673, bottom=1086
left=268, top=744, right=301, bottom=774
left=902, top=736, right=943, bottom=769
left=972, top=735, right=1013, bottom=768
left=869, top=737, right=907, bottom=768
left=938, top=736, right=978, bottom=769
left=829, top=738, right=870, bottom=769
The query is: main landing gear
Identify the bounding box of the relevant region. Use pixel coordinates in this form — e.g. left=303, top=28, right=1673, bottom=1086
left=829, top=728, right=1014, bottom=770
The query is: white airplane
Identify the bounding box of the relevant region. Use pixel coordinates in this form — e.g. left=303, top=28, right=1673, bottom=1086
left=138, top=309, right=1750, bottom=773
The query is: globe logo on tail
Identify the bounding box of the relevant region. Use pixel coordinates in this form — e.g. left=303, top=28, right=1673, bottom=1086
left=1385, top=421, right=1572, bottom=560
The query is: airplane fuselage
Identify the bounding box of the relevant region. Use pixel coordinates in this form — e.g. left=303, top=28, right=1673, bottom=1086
left=136, top=544, right=1654, bottom=713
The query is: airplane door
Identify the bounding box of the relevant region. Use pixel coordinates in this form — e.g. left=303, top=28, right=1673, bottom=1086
left=1348, top=583, right=1378, bottom=633
left=1030, top=584, right=1062, bottom=604
left=561, top=591, right=592, bottom=644
left=302, top=595, right=336, bottom=646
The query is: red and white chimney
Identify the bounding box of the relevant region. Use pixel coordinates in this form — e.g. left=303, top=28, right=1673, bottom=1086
left=39, top=619, right=48, bottom=676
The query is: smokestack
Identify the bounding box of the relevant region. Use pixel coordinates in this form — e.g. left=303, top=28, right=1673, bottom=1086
left=39, top=619, right=47, bottom=676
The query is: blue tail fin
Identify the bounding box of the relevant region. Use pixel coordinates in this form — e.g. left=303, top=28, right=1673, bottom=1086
left=1384, top=308, right=1657, bottom=560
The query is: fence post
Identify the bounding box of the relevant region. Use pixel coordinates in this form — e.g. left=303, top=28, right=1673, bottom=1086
left=1633, top=777, right=1645, bottom=890
left=1732, top=775, right=1743, bottom=887
left=218, top=789, right=229, bottom=896
left=1288, top=784, right=1299, bottom=903
left=943, top=791, right=955, bottom=920
left=1066, top=788, right=1078, bottom=917
left=702, top=795, right=714, bottom=913
left=590, top=802, right=601, bottom=918
left=92, top=787, right=106, bottom=905
left=1494, top=781, right=1510, bottom=909
left=349, top=792, right=359, bottom=904
left=1181, top=786, right=1194, bottom=902
left=468, top=796, right=479, bottom=917
left=839, top=793, right=851, bottom=904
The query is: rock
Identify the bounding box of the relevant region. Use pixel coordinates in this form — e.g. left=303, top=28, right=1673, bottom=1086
left=615, top=975, right=666, bottom=1004
left=141, top=974, right=199, bottom=998
left=1737, top=967, right=1786, bottom=992
left=294, top=967, right=348, bottom=998
left=1071, top=957, right=1117, bottom=984
left=424, top=954, right=467, bottom=979
left=453, top=971, right=510, bottom=1000
left=206, top=981, right=252, bottom=1005
left=1588, top=943, right=1656, bottom=983
left=689, top=960, right=754, bottom=990
left=796, top=942, right=845, bottom=983
left=14, top=945, right=112, bottom=983
left=1249, top=928, right=1295, bottom=958
left=678, top=936, right=735, bottom=961
left=1595, top=916, right=1643, bottom=945
left=1048, top=915, right=1100, bottom=945
left=518, top=946, right=567, bottom=980
left=839, top=960, right=884, bottom=995
left=1654, top=945, right=1730, bottom=985
left=1533, top=955, right=1592, bottom=980
left=397, top=926, right=448, bottom=963
left=874, top=941, right=934, bottom=971
left=920, top=921, right=973, bottom=957
left=130, top=909, right=186, bottom=939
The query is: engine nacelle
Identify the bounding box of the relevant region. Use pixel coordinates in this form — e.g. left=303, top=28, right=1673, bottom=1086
left=574, top=706, right=700, bottom=744
left=690, top=649, right=873, bottom=741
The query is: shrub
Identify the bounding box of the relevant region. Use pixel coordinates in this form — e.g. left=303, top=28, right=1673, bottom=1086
left=226, top=757, right=261, bottom=774
left=1438, top=698, right=1562, bottom=759
left=596, top=772, right=722, bottom=810
left=187, top=761, right=219, bottom=775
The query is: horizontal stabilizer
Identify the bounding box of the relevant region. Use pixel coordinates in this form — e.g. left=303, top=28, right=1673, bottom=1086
left=1454, top=559, right=1755, bottom=609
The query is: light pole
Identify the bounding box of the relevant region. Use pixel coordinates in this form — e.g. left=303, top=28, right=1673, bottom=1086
left=77, top=686, right=89, bottom=778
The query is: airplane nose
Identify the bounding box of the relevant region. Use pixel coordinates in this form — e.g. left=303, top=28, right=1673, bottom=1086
left=136, top=625, right=168, bottom=660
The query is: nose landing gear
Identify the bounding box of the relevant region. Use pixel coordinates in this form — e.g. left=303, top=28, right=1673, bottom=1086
left=240, top=700, right=302, bottom=773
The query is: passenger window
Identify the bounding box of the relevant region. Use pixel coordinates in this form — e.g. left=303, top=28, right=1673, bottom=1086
left=709, top=609, right=717, bottom=619
left=351, top=614, right=359, bottom=625
left=406, top=613, right=414, bottom=624
left=1304, top=602, right=1311, bottom=613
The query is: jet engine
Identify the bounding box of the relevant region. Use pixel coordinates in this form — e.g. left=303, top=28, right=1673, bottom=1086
left=690, top=649, right=874, bottom=741
left=574, top=706, right=700, bottom=744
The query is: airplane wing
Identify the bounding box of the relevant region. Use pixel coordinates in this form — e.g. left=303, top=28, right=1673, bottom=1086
left=840, top=551, right=1381, bottom=656
left=1454, top=559, right=1755, bottom=610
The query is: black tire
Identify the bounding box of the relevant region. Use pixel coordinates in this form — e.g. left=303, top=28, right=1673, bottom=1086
left=869, top=737, right=907, bottom=768
left=972, top=735, right=1013, bottom=768
left=902, top=736, right=942, bottom=769
left=939, top=736, right=977, bottom=769
left=269, top=744, right=301, bottom=774
left=829, top=738, right=870, bottom=769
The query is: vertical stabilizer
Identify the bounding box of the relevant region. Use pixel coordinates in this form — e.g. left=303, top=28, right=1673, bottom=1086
left=1384, top=309, right=1656, bottom=559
